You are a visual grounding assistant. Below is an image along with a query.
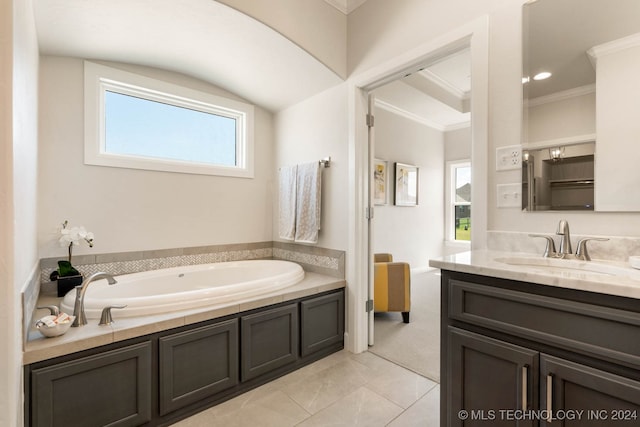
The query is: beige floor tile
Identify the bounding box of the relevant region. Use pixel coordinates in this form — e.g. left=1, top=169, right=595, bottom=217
left=365, top=362, right=437, bottom=409
left=387, top=385, right=440, bottom=427
left=297, top=386, right=404, bottom=426
left=171, top=390, right=310, bottom=427
left=282, top=358, right=371, bottom=414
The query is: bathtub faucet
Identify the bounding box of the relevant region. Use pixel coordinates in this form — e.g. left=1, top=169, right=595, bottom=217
left=72, top=272, right=117, bottom=327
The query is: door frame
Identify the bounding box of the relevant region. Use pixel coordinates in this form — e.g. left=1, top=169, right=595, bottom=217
left=345, top=16, right=490, bottom=354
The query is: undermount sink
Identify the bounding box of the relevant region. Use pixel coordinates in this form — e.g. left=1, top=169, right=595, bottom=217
left=493, top=256, right=640, bottom=281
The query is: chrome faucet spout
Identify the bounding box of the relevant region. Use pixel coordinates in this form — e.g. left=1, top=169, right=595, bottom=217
left=72, top=272, right=117, bottom=327
left=556, top=219, right=572, bottom=256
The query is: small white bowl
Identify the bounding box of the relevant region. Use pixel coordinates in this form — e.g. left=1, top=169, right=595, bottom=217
left=630, top=256, right=640, bottom=270
left=36, top=315, right=75, bottom=338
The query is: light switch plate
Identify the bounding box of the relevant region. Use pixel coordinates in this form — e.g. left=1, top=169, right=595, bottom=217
left=497, top=183, right=522, bottom=208
left=496, top=145, right=522, bottom=171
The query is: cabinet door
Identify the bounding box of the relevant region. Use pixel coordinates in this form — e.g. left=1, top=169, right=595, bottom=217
left=447, top=327, right=538, bottom=427
left=301, top=291, right=344, bottom=357
left=159, top=319, right=239, bottom=415
left=241, top=303, right=298, bottom=381
left=541, top=354, right=640, bottom=426
left=30, top=342, right=152, bottom=427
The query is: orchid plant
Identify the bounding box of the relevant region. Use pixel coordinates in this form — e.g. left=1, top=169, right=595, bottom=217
left=53, top=220, right=94, bottom=279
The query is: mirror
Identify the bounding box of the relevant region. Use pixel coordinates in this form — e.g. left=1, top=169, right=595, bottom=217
left=522, top=0, right=640, bottom=211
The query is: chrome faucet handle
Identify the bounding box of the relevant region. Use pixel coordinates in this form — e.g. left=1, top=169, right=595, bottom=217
left=99, top=305, right=127, bottom=326
left=37, top=305, right=60, bottom=316
left=575, top=238, right=609, bottom=261
left=529, top=234, right=557, bottom=257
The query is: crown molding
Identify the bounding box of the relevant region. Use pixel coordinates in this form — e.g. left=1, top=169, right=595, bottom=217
left=323, top=0, right=368, bottom=14
left=419, top=69, right=470, bottom=101
left=374, top=98, right=469, bottom=132
left=587, top=32, right=640, bottom=68
left=526, top=84, right=595, bottom=108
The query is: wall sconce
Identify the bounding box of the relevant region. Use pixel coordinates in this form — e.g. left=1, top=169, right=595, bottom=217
left=522, top=151, right=530, bottom=163
left=549, top=146, right=565, bottom=161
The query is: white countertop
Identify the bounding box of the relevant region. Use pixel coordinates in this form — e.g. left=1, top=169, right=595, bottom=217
left=24, top=272, right=345, bottom=365
left=429, top=250, right=640, bottom=300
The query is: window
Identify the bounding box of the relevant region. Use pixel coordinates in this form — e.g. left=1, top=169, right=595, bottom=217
left=446, top=161, right=471, bottom=243
left=84, top=61, right=254, bottom=177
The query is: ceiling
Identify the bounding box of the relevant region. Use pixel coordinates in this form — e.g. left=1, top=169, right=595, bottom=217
left=34, top=0, right=342, bottom=112
left=372, top=48, right=471, bottom=131
left=524, top=0, right=640, bottom=99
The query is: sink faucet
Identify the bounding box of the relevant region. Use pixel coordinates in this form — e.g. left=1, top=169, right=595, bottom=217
left=556, top=219, right=572, bottom=257
left=72, top=272, right=117, bottom=327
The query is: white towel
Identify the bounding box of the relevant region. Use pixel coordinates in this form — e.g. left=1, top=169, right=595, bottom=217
left=294, top=162, right=322, bottom=243
left=278, top=165, right=297, bottom=240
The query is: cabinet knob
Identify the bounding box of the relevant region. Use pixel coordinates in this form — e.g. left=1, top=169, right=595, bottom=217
left=99, top=305, right=127, bottom=326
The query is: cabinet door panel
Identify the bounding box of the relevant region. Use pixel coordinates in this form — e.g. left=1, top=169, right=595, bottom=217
left=541, top=354, right=640, bottom=426
left=241, top=303, right=298, bottom=381
left=31, top=342, right=152, bottom=427
left=301, top=291, right=344, bottom=357
left=159, top=319, right=239, bottom=415
left=448, top=327, right=538, bottom=427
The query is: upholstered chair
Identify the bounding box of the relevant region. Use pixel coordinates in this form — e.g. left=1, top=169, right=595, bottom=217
left=373, top=253, right=411, bottom=323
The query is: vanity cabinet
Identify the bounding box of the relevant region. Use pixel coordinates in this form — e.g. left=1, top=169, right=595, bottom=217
left=441, top=271, right=640, bottom=427
left=25, top=288, right=344, bottom=426
left=29, top=342, right=152, bottom=427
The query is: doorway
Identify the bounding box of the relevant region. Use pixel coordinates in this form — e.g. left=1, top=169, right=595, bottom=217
left=366, top=47, right=472, bottom=381
left=345, top=16, right=489, bottom=360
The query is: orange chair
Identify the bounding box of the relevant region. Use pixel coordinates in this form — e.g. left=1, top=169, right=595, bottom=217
left=373, top=253, right=411, bottom=323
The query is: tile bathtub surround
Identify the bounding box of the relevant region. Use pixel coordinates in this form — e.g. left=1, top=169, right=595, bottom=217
left=488, top=230, right=640, bottom=263
left=39, top=241, right=345, bottom=285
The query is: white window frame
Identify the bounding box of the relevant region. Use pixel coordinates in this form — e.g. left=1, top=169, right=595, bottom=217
left=84, top=61, right=254, bottom=178
left=445, top=160, right=471, bottom=246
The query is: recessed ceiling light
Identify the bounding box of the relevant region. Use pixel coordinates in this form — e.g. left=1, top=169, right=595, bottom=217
left=533, top=71, right=552, bottom=81
left=522, top=76, right=530, bottom=84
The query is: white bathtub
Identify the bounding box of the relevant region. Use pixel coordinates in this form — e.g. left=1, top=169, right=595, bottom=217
left=60, top=260, right=305, bottom=319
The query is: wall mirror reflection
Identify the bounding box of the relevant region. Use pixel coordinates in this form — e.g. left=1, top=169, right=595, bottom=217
left=522, top=142, right=594, bottom=211
left=522, top=0, right=640, bottom=211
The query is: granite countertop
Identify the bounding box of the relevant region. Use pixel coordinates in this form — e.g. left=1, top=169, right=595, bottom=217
left=429, top=250, right=640, bottom=300
left=24, top=272, right=345, bottom=365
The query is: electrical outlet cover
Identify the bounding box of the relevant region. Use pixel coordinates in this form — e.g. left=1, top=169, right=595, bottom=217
left=496, top=145, right=522, bottom=171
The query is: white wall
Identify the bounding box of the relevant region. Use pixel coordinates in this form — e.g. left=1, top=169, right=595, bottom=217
left=38, top=57, right=275, bottom=258
left=4, top=0, right=40, bottom=425
left=349, top=0, right=640, bottom=238
left=273, top=84, right=349, bottom=251
left=372, top=108, right=444, bottom=270
left=445, top=126, right=471, bottom=162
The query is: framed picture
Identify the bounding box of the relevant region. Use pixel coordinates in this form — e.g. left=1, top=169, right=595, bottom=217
left=373, top=159, right=388, bottom=205
left=394, top=162, right=419, bottom=206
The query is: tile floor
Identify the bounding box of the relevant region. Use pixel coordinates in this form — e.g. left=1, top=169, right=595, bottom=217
left=171, top=350, right=440, bottom=426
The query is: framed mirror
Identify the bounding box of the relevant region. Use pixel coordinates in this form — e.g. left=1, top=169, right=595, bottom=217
left=522, top=0, right=640, bottom=211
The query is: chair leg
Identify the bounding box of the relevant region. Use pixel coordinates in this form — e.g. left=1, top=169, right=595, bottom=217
left=402, top=311, right=410, bottom=323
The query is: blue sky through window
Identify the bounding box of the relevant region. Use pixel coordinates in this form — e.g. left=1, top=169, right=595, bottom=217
left=104, top=91, right=237, bottom=166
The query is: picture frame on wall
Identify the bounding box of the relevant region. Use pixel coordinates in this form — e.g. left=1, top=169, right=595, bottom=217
left=394, top=162, right=419, bottom=206
left=373, top=159, right=388, bottom=205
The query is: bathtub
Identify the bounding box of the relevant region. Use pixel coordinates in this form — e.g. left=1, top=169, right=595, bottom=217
left=60, top=260, right=305, bottom=319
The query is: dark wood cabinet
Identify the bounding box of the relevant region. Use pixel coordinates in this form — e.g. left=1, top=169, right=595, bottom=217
left=540, top=354, right=640, bottom=426
left=441, top=271, right=640, bottom=427
left=159, top=318, right=239, bottom=415
left=301, top=290, right=344, bottom=357
left=241, top=303, right=298, bottom=381
left=30, top=342, right=152, bottom=427
left=25, top=288, right=344, bottom=426
left=448, top=327, right=538, bottom=427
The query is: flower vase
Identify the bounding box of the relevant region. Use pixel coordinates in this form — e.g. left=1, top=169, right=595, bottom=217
left=57, top=274, right=83, bottom=297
